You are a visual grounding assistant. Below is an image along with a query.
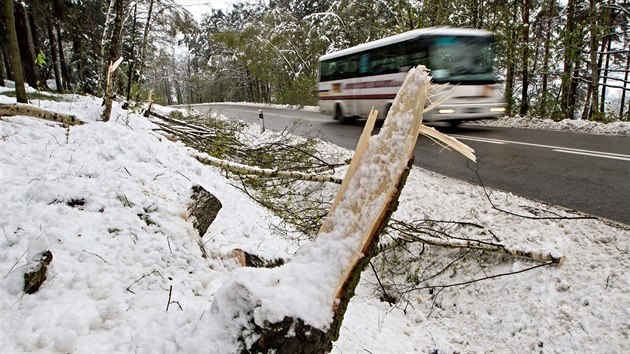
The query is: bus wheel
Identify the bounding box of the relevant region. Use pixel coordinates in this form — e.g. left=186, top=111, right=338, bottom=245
left=334, top=105, right=342, bottom=120
left=449, top=120, right=462, bottom=128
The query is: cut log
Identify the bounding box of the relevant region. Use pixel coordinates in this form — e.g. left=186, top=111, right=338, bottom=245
left=0, top=103, right=82, bottom=125
left=187, top=184, right=222, bottom=238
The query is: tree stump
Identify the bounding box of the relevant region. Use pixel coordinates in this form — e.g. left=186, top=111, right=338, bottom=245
left=206, top=67, right=448, bottom=353
left=188, top=184, right=222, bottom=238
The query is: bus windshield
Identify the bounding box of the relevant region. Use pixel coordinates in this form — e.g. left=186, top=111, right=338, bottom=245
left=429, top=35, right=496, bottom=84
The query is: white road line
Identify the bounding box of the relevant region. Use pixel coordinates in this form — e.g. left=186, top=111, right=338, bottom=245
left=450, top=136, right=507, bottom=145
left=553, top=149, right=630, bottom=161
left=451, top=135, right=630, bottom=161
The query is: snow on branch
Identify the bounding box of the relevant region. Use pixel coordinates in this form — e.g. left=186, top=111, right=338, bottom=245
left=194, top=153, right=343, bottom=184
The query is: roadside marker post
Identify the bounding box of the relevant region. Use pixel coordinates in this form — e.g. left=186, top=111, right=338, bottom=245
left=259, top=110, right=265, bottom=133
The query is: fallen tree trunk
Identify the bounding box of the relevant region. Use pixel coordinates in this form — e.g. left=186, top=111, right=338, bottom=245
left=201, top=66, right=471, bottom=352
left=0, top=103, right=82, bottom=125
left=194, top=154, right=343, bottom=184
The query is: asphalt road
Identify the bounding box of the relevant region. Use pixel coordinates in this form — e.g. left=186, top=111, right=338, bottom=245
left=188, top=104, right=630, bottom=225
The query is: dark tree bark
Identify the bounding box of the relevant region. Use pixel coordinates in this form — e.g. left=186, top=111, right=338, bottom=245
left=135, top=0, right=154, bottom=102
left=3, top=0, right=27, bottom=102
left=14, top=1, right=40, bottom=88
left=52, top=0, right=70, bottom=90
left=0, top=46, right=5, bottom=87
left=620, top=51, right=629, bottom=119
left=560, top=0, right=585, bottom=119
left=126, top=4, right=138, bottom=102
left=587, top=0, right=600, bottom=119
left=0, top=38, right=13, bottom=81
left=519, top=0, right=530, bottom=115
left=504, top=26, right=517, bottom=114
left=47, top=19, right=63, bottom=93
left=101, top=0, right=124, bottom=121
left=539, top=0, right=554, bottom=116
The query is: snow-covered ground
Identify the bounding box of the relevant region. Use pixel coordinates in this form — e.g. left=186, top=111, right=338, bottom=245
left=1, top=88, right=629, bottom=353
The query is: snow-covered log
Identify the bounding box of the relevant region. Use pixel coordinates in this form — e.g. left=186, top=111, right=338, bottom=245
left=0, top=103, right=83, bottom=125
left=194, top=154, right=343, bottom=184
left=199, top=66, right=467, bottom=352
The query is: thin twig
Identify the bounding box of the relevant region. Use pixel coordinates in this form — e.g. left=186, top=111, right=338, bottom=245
left=82, top=249, right=110, bottom=264
left=408, top=261, right=555, bottom=294
left=369, top=261, right=395, bottom=304
left=126, top=269, right=159, bottom=294
left=166, top=285, right=173, bottom=311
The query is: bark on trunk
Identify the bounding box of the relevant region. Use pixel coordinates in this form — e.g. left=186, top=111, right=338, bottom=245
left=126, top=4, right=138, bottom=102
left=3, top=0, right=27, bottom=102
left=47, top=20, right=63, bottom=93
left=620, top=52, right=629, bottom=119
left=207, top=68, right=472, bottom=353
left=0, top=103, right=82, bottom=125
left=101, top=0, right=124, bottom=122
left=52, top=0, right=70, bottom=91
left=587, top=0, right=599, bottom=119
left=519, top=0, right=531, bottom=116
left=0, top=44, right=5, bottom=86
left=135, top=0, right=154, bottom=102
left=14, top=1, right=40, bottom=89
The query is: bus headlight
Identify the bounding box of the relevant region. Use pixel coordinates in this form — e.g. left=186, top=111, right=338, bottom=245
left=490, top=107, right=506, bottom=113
left=438, top=109, right=455, bottom=114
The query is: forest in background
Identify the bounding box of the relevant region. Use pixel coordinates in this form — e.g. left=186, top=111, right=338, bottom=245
left=1, top=0, right=628, bottom=121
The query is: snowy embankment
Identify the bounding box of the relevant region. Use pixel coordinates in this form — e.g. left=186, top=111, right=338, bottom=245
left=1, top=88, right=629, bottom=353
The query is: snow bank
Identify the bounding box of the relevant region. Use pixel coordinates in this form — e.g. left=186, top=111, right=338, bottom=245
left=1, top=88, right=628, bottom=353
left=470, top=115, right=630, bottom=136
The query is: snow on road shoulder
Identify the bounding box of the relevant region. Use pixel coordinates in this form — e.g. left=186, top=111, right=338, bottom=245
left=469, top=115, right=630, bottom=136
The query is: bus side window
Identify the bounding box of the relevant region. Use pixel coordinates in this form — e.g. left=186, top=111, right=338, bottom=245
left=359, top=53, right=369, bottom=75
left=406, top=39, right=429, bottom=68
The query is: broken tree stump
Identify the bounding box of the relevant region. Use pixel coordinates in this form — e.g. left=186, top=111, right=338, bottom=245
left=202, top=66, right=476, bottom=353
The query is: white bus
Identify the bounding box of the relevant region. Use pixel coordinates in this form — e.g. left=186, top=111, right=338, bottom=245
left=318, top=27, right=506, bottom=126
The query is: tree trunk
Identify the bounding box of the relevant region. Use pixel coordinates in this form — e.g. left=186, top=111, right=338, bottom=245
left=587, top=0, right=600, bottom=119
left=519, top=0, right=530, bottom=116
left=540, top=0, right=554, bottom=116
left=52, top=0, right=71, bottom=91
left=0, top=103, right=82, bottom=125
left=26, top=4, right=47, bottom=89
left=1, top=41, right=13, bottom=81
left=504, top=25, right=516, bottom=114
left=14, top=1, right=39, bottom=88
left=4, top=0, right=27, bottom=102
left=47, top=19, right=63, bottom=93
left=101, top=0, right=124, bottom=122
left=98, top=0, right=116, bottom=95
left=560, top=0, right=578, bottom=119
left=599, top=35, right=611, bottom=113
left=126, top=4, right=138, bottom=102
left=0, top=44, right=5, bottom=86
left=620, top=52, right=629, bottom=120
left=135, top=0, right=154, bottom=102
